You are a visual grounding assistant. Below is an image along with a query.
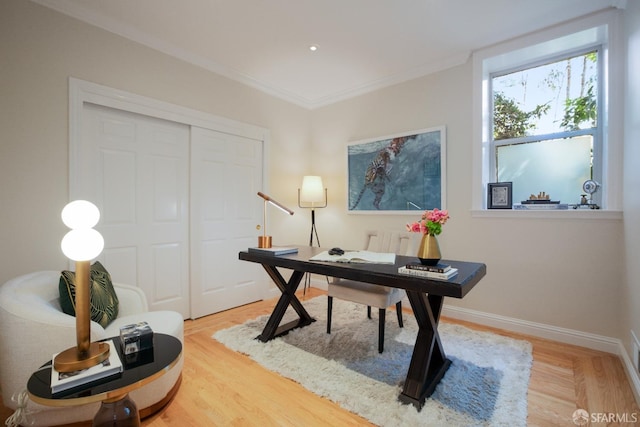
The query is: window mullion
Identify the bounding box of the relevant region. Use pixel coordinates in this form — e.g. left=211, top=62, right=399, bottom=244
left=494, top=128, right=596, bottom=147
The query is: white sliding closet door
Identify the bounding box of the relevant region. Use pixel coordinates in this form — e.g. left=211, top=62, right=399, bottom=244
left=72, top=80, right=269, bottom=320
left=78, top=103, right=190, bottom=317
left=190, top=127, right=264, bottom=318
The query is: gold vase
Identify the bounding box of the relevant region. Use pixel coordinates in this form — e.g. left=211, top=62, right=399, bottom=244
left=417, top=233, right=441, bottom=265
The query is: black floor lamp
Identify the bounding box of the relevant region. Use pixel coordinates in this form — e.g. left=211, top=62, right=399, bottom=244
left=298, top=176, right=327, bottom=292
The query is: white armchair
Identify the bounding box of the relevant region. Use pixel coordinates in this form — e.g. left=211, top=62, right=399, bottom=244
left=0, top=270, right=184, bottom=427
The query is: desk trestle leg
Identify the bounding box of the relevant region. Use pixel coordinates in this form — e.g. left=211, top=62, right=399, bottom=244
left=399, top=291, right=450, bottom=410
left=256, top=267, right=315, bottom=342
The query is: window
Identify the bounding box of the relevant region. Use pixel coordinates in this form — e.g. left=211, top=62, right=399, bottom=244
left=472, top=9, right=623, bottom=213
left=491, top=49, right=600, bottom=206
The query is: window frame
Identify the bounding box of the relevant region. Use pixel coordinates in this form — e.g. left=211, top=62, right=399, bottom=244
left=471, top=9, right=623, bottom=217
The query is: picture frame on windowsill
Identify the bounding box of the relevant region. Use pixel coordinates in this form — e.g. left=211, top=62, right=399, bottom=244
left=487, top=182, right=513, bottom=209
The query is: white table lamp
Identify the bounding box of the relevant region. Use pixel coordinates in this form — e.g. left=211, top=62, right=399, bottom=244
left=55, top=200, right=110, bottom=372
left=257, top=192, right=294, bottom=248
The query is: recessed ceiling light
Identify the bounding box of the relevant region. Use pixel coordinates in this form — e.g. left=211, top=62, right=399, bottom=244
left=309, top=45, right=319, bottom=52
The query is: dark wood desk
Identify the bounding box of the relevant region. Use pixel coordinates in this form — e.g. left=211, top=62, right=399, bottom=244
left=239, top=246, right=486, bottom=410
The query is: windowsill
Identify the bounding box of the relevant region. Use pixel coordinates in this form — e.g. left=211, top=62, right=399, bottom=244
left=471, top=209, right=622, bottom=220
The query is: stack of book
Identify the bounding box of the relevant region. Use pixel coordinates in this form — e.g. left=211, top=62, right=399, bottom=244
left=398, top=262, right=458, bottom=280
left=247, top=246, right=298, bottom=256
left=50, top=340, right=123, bottom=394
left=513, top=203, right=568, bottom=210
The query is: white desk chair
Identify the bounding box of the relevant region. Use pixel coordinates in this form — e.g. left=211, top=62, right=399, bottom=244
left=327, top=230, right=413, bottom=353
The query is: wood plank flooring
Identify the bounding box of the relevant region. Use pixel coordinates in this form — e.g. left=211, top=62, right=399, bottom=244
left=2, top=288, right=638, bottom=426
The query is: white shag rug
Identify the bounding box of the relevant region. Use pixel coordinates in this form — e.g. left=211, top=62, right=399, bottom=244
left=213, top=296, right=532, bottom=426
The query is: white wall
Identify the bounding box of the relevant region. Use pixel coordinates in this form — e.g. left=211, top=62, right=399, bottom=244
left=623, top=1, right=640, bottom=361
left=0, top=0, right=312, bottom=285
left=0, top=0, right=633, bottom=344
left=296, top=52, right=625, bottom=338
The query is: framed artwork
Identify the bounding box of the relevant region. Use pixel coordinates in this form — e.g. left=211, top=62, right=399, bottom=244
left=487, top=182, right=513, bottom=209
left=347, top=126, right=446, bottom=214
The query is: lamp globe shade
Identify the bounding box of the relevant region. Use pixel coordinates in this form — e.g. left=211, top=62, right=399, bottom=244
left=61, top=200, right=100, bottom=229
left=300, top=176, right=325, bottom=203
left=61, top=229, right=104, bottom=261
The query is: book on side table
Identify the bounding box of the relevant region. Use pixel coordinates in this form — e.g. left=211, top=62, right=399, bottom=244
left=50, top=340, right=123, bottom=394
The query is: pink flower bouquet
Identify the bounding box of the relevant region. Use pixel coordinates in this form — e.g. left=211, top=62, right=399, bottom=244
left=406, top=208, right=450, bottom=236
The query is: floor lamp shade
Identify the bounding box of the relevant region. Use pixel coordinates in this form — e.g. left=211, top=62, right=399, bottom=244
left=298, top=176, right=328, bottom=292
left=299, top=176, right=326, bottom=206
left=297, top=175, right=327, bottom=250
left=55, top=200, right=109, bottom=372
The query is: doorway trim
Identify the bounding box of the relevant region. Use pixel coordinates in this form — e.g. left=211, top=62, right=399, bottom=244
left=68, top=77, right=270, bottom=195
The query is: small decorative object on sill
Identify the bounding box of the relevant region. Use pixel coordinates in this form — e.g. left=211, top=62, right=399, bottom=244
left=569, top=180, right=601, bottom=209
left=521, top=191, right=560, bottom=204
left=406, top=208, right=450, bottom=266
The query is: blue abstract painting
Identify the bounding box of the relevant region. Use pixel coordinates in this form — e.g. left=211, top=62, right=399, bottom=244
left=348, top=127, right=445, bottom=213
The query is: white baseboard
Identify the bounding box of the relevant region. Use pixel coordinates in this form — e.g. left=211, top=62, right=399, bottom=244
left=618, top=341, right=640, bottom=404
left=308, top=282, right=616, bottom=351
left=301, top=282, right=640, bottom=402
left=441, top=305, right=640, bottom=403
left=441, top=304, right=620, bottom=353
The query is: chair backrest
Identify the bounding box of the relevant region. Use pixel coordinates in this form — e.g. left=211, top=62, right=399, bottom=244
left=330, top=230, right=415, bottom=289
left=362, top=230, right=414, bottom=256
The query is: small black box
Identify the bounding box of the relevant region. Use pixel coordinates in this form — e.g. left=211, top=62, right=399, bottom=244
left=119, top=321, right=153, bottom=355
left=123, top=347, right=154, bottom=368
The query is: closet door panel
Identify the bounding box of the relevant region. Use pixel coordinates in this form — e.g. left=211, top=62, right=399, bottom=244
left=79, top=103, right=190, bottom=317
left=190, top=126, right=264, bottom=318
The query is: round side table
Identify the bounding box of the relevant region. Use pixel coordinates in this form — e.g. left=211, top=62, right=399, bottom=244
left=27, top=333, right=182, bottom=426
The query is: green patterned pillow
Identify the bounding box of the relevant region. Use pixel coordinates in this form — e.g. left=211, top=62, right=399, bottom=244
left=59, top=261, right=119, bottom=328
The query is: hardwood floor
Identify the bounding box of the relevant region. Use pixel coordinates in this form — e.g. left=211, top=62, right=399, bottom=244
left=2, top=288, right=638, bottom=426
left=141, top=288, right=638, bottom=426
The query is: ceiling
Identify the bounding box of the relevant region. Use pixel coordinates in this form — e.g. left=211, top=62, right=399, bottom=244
left=32, top=0, right=621, bottom=109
